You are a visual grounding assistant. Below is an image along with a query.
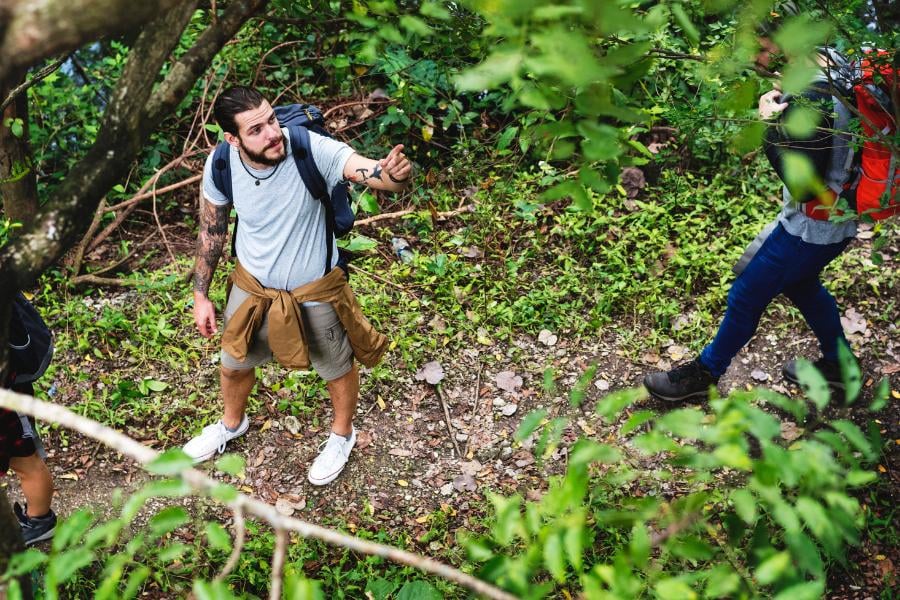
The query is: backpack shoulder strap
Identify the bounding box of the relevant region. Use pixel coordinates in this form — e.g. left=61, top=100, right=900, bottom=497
left=287, top=124, right=329, bottom=200
left=210, top=142, right=233, bottom=203
left=287, top=124, right=336, bottom=276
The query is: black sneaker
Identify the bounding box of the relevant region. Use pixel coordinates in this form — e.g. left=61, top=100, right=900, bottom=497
left=782, top=357, right=844, bottom=390
left=14, top=502, right=56, bottom=546
left=643, top=359, right=720, bottom=403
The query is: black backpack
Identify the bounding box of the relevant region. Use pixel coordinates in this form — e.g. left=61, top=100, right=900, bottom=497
left=7, top=293, right=53, bottom=386
left=209, top=104, right=355, bottom=276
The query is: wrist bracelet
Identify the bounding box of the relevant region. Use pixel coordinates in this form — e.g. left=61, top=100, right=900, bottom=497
left=389, top=173, right=410, bottom=184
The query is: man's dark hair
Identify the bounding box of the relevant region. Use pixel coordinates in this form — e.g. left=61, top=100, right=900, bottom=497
left=213, top=86, right=267, bottom=136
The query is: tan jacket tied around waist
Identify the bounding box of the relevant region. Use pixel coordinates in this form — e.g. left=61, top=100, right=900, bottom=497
left=221, top=262, right=388, bottom=370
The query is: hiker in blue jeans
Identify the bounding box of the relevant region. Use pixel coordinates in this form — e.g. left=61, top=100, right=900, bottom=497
left=644, top=50, right=857, bottom=402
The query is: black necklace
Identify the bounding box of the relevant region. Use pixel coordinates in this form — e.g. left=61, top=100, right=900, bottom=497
left=238, top=154, right=280, bottom=186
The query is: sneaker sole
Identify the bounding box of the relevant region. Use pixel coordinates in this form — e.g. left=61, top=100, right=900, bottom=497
left=308, top=467, right=346, bottom=486
left=25, top=527, right=55, bottom=546
left=782, top=369, right=845, bottom=391
left=647, top=389, right=711, bottom=403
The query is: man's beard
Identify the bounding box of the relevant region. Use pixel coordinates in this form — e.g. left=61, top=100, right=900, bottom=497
left=241, top=137, right=285, bottom=167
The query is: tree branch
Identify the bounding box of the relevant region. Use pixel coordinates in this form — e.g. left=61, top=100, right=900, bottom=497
left=0, top=0, right=187, bottom=84
left=0, top=391, right=518, bottom=600
left=0, top=54, right=69, bottom=113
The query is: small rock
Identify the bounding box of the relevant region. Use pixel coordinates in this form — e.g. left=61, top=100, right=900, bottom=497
left=440, top=482, right=454, bottom=496
left=492, top=398, right=506, bottom=408
left=750, top=369, right=770, bottom=383
left=282, top=416, right=300, bottom=435
left=594, top=379, right=610, bottom=391
left=501, top=404, right=518, bottom=417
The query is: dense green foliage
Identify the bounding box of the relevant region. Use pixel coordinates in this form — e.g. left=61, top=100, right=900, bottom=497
left=1, top=0, right=897, bottom=598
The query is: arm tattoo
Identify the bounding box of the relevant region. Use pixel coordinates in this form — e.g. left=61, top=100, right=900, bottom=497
left=193, top=201, right=230, bottom=295
left=353, top=165, right=383, bottom=183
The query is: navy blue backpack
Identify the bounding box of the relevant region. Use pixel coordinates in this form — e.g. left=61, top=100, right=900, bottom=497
left=210, top=104, right=355, bottom=276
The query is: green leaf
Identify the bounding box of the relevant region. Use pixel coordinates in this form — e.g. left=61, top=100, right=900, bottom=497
left=621, top=409, right=656, bottom=435
left=837, top=340, right=861, bottom=403
left=142, top=379, right=168, bottom=392
left=731, top=122, right=766, bottom=154
left=52, top=509, right=95, bottom=552
left=193, top=580, right=240, bottom=600
left=215, top=453, right=245, bottom=477
left=730, top=489, right=757, bottom=524
left=149, top=506, right=189, bottom=537
left=655, top=577, right=698, bottom=599
left=10, top=119, right=24, bottom=138
left=563, top=522, right=585, bottom=572
left=122, top=565, right=151, bottom=599
left=597, top=387, right=646, bottom=421
left=568, top=439, right=621, bottom=466
left=670, top=3, right=699, bottom=45
left=419, top=1, right=450, bottom=20
left=577, top=121, right=623, bottom=161
left=773, top=580, right=824, bottom=600
left=629, top=522, right=650, bottom=568
left=543, top=531, right=566, bottom=583
left=869, top=377, right=889, bottom=411
left=783, top=106, right=822, bottom=139
left=3, top=548, right=47, bottom=578
left=47, top=548, right=95, bottom=584
left=830, top=420, right=874, bottom=461
left=399, top=15, right=432, bottom=36
left=397, top=581, right=441, bottom=600
left=489, top=493, right=523, bottom=546
left=569, top=363, right=597, bottom=407
left=704, top=565, right=740, bottom=598
left=146, top=448, right=194, bottom=475
left=780, top=62, right=820, bottom=95
left=514, top=409, right=548, bottom=442
left=657, top=408, right=705, bottom=439
left=157, top=543, right=188, bottom=562
left=846, top=470, right=877, bottom=487
left=785, top=531, right=824, bottom=577
left=284, top=573, right=325, bottom=600
left=456, top=50, right=522, bottom=91
left=755, top=551, right=791, bottom=585
left=339, top=234, right=378, bottom=252
left=209, top=483, right=239, bottom=503
left=713, top=443, right=752, bottom=471
left=793, top=358, right=830, bottom=410
left=366, top=578, right=398, bottom=600
left=204, top=522, right=232, bottom=552
left=772, top=16, right=832, bottom=58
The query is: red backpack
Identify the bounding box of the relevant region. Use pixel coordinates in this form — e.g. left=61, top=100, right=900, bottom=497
left=804, top=50, right=898, bottom=221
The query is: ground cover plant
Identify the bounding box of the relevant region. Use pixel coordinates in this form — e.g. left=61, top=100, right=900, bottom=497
left=0, top=0, right=897, bottom=598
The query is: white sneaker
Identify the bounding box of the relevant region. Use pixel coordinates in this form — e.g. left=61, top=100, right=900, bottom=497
left=183, top=415, right=249, bottom=463
left=308, top=428, right=356, bottom=486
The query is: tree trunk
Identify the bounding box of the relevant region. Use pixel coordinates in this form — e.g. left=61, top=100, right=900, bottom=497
left=0, top=70, right=39, bottom=228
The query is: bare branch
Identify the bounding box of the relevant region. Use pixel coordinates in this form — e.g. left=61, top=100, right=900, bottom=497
left=354, top=204, right=473, bottom=228
left=0, top=392, right=519, bottom=600
left=215, top=506, right=246, bottom=582
left=269, top=529, right=288, bottom=600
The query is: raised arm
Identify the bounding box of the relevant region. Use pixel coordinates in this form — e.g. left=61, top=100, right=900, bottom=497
left=192, top=198, right=230, bottom=338
left=343, top=144, right=413, bottom=192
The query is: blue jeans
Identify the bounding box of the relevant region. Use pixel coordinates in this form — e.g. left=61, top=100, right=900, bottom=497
left=699, top=223, right=851, bottom=378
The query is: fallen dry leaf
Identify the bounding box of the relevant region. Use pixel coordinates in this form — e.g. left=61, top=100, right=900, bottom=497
left=495, top=370, right=523, bottom=393
left=415, top=361, right=445, bottom=385
left=841, top=307, right=868, bottom=335
left=356, top=430, right=373, bottom=450
left=538, top=329, right=558, bottom=347
left=781, top=421, right=802, bottom=442
left=388, top=448, right=412, bottom=457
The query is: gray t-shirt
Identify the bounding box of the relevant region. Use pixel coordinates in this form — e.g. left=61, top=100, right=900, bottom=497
left=203, top=128, right=354, bottom=290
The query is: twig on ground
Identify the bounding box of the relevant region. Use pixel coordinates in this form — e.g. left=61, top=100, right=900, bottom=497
left=70, top=197, right=107, bottom=276
left=434, top=384, right=462, bottom=458
left=322, top=97, right=394, bottom=119
left=269, top=529, right=289, bottom=600
left=354, top=204, right=473, bottom=228
left=151, top=177, right=178, bottom=264
left=0, top=392, right=517, bottom=600
left=216, top=505, right=246, bottom=582
left=67, top=274, right=144, bottom=287
left=463, top=362, right=483, bottom=459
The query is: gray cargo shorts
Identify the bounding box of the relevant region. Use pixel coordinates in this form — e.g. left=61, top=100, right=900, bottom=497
left=220, top=284, right=354, bottom=381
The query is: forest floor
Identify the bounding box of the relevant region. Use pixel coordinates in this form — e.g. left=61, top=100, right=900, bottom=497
left=2, top=163, right=898, bottom=598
